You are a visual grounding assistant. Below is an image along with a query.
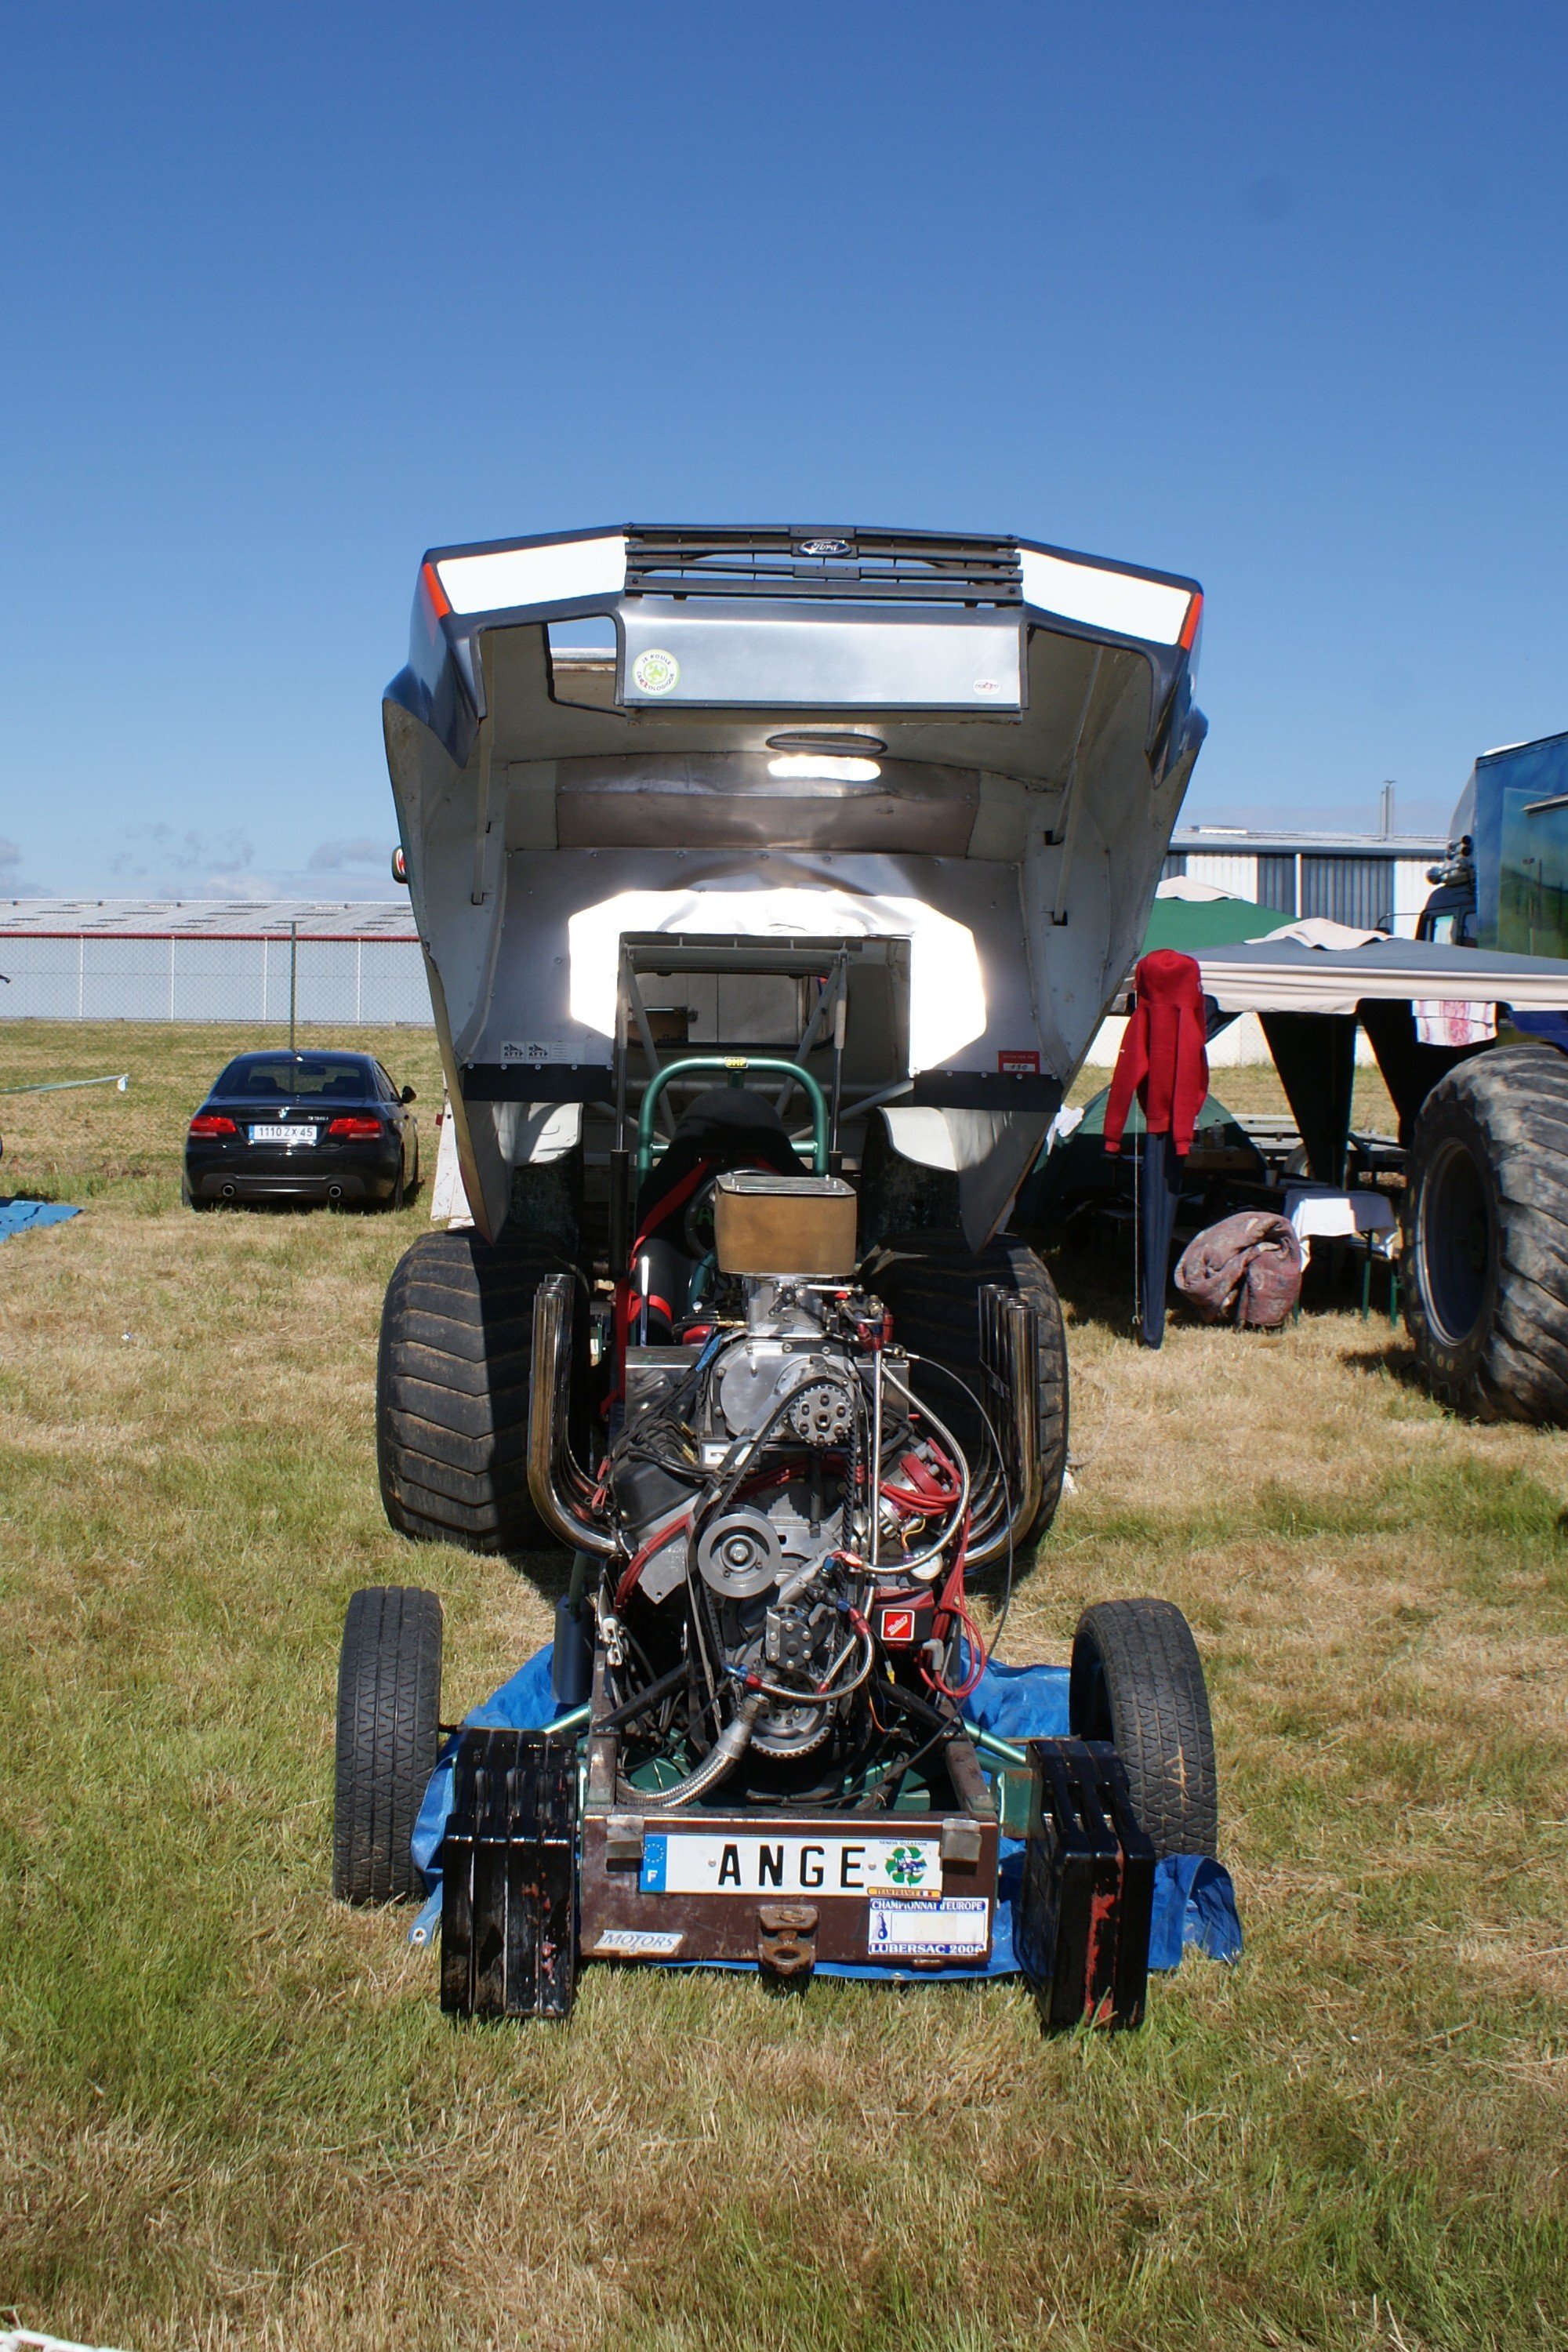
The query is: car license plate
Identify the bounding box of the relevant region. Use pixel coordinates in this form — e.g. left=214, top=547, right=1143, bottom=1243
left=639, top=1831, right=942, bottom=1898
left=248, top=1124, right=317, bottom=1144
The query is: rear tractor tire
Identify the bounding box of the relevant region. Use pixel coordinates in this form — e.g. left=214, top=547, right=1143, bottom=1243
left=376, top=1229, right=587, bottom=1553
left=863, top=1229, right=1069, bottom=1544
left=1069, top=1597, right=1218, bottom=1859
left=333, top=1584, right=442, bottom=1904
left=1403, top=1044, right=1568, bottom=1425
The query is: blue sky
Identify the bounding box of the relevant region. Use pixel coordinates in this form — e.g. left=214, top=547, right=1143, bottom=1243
left=2, top=2, right=1565, bottom=898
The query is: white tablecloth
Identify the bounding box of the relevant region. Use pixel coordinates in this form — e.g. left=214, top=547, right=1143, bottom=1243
left=1283, top=1183, right=1396, bottom=1263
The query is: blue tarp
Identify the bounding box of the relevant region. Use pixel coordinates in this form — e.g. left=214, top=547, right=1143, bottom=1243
left=0, top=1200, right=79, bottom=1240
left=412, top=1646, right=1242, bottom=1980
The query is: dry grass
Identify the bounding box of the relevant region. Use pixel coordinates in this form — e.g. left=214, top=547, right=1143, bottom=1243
left=2, top=1025, right=1566, bottom=2351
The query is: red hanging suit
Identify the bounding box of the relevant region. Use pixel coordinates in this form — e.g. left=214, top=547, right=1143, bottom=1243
left=1104, top=949, right=1209, bottom=1156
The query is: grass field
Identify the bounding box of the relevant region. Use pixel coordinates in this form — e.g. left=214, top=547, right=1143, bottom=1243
left=2, top=1023, right=1566, bottom=2351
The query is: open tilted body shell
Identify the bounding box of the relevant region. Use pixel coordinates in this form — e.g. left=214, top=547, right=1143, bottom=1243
left=383, top=527, right=1206, bottom=1243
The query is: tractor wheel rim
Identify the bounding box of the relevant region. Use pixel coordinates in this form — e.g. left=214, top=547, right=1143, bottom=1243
left=1418, top=1135, right=1494, bottom=1347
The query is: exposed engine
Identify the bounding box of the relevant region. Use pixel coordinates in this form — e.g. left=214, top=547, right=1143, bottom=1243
left=593, top=1152, right=992, bottom=1813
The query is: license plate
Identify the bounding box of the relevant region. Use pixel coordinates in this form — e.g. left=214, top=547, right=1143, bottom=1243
left=640, top=1831, right=942, bottom=1898
left=248, top=1124, right=317, bottom=1144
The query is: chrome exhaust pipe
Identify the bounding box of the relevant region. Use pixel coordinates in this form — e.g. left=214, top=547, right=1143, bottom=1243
left=328, top=1185, right=343, bottom=1201
left=528, top=1276, right=619, bottom=1557
left=967, top=1287, right=1044, bottom=1566
left=221, top=1182, right=235, bottom=1198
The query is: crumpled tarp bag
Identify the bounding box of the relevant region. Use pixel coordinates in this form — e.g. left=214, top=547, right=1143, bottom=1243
left=411, top=1646, right=1243, bottom=1984
left=1175, top=1210, right=1303, bottom=1328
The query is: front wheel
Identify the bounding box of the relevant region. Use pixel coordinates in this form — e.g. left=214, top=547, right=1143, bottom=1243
left=332, top=1585, right=443, bottom=1903
left=1069, top=1598, right=1218, bottom=1858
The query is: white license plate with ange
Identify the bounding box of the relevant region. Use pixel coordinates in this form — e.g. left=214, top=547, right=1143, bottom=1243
left=248, top=1124, right=318, bottom=1144
left=640, top=1831, right=942, bottom=1899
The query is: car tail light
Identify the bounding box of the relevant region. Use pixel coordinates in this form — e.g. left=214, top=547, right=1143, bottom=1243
left=188, top=1113, right=238, bottom=1137
left=327, top=1116, right=383, bottom=1139
left=1178, top=590, right=1203, bottom=651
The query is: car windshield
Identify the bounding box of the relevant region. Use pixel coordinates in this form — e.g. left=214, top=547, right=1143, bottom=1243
left=212, top=1054, right=372, bottom=1102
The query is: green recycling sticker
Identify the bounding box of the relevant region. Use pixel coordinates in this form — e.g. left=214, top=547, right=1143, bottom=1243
left=632, top=648, right=681, bottom=695
left=885, top=1842, right=928, bottom=1887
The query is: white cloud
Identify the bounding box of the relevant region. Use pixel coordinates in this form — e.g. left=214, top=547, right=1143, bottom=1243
left=0, top=835, right=53, bottom=895
left=308, top=836, right=387, bottom=873
left=109, top=825, right=266, bottom=898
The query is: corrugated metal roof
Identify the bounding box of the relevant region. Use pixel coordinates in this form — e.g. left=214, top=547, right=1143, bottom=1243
left=1172, top=828, right=1446, bottom=858
left=0, top=899, right=419, bottom=938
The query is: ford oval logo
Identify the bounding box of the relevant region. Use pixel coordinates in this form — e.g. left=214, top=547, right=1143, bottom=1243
left=797, top=537, right=851, bottom=557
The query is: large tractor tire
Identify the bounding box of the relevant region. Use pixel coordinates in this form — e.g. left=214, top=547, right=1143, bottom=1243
left=376, top=1229, right=587, bottom=1553
left=864, top=1229, right=1069, bottom=1544
left=1069, top=1598, right=1218, bottom=1858
left=1403, top=1045, right=1568, bottom=1424
left=333, top=1584, right=442, bottom=1904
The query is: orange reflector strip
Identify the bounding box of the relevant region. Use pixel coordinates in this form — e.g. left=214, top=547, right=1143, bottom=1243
left=1178, top=591, right=1203, bottom=651
left=420, top=561, right=452, bottom=621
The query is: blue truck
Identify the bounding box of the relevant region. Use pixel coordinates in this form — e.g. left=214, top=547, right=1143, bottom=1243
left=1403, top=731, right=1568, bottom=1422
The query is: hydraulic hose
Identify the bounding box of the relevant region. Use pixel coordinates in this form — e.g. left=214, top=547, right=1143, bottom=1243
left=627, top=1690, right=766, bottom=1810
left=880, top=1367, right=971, bottom=1580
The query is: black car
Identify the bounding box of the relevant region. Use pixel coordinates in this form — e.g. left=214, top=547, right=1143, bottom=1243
left=183, top=1051, right=419, bottom=1210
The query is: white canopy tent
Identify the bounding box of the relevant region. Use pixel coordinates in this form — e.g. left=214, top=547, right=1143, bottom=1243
left=1193, top=928, right=1568, bottom=1018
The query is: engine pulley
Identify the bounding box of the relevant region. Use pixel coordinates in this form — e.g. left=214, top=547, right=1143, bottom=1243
left=695, top=1507, right=783, bottom=1599
left=786, top=1378, right=853, bottom=1448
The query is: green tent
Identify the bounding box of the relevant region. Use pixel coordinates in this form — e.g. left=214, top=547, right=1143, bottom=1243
left=1141, top=891, right=1281, bottom=953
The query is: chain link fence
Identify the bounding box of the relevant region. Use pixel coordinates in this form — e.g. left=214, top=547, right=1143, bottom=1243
left=0, top=929, right=433, bottom=1026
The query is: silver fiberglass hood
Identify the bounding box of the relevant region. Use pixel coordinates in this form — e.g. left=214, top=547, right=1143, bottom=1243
left=383, top=525, right=1207, bottom=1242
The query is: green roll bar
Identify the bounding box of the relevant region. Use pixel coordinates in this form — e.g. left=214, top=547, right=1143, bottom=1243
left=635, top=1057, right=829, bottom=1180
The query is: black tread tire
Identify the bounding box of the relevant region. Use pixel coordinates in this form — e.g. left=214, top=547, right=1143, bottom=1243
left=864, top=1229, right=1069, bottom=1544
left=333, top=1585, right=442, bottom=1904
left=180, top=1171, right=212, bottom=1211
left=1403, top=1044, right=1568, bottom=1425
left=1069, top=1598, right=1218, bottom=1859
left=376, top=1229, right=587, bottom=1552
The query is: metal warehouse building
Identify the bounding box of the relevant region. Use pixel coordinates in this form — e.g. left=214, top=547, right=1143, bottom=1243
left=1164, top=826, right=1446, bottom=937
left=0, top=901, right=430, bottom=1025
left=0, top=829, right=1448, bottom=1035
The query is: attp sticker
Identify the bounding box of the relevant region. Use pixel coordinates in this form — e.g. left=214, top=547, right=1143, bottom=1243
left=631, top=648, right=681, bottom=695
left=501, top=1040, right=576, bottom=1065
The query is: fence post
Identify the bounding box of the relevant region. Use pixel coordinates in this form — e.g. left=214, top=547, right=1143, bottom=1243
left=289, top=920, right=298, bottom=1054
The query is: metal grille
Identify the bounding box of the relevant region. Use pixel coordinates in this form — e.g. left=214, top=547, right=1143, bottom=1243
left=1301, top=855, right=1393, bottom=932
left=624, top=527, right=1022, bottom=604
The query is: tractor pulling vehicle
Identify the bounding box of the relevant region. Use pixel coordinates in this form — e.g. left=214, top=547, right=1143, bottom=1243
left=332, top=524, right=1220, bottom=2026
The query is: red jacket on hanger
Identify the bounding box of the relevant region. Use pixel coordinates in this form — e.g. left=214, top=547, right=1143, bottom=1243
left=1104, top=949, right=1209, bottom=1155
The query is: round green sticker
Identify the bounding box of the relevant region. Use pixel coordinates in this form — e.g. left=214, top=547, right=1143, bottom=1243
left=885, top=1842, right=928, bottom=1886
left=632, top=648, right=680, bottom=696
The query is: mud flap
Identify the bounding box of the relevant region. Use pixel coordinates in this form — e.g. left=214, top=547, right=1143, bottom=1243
left=1016, top=1737, right=1155, bottom=2031
left=440, top=1730, right=579, bottom=2019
